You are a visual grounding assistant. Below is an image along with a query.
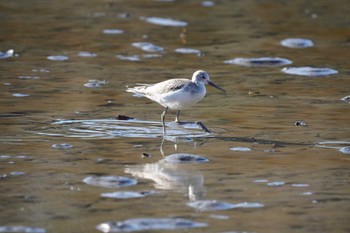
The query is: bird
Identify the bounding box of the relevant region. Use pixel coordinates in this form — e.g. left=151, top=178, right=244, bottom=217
left=126, top=70, right=226, bottom=134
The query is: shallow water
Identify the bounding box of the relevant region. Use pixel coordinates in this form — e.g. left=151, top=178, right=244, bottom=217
left=1, top=0, right=349, bottom=232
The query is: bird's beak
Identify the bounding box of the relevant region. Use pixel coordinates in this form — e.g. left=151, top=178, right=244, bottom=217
left=208, top=81, right=226, bottom=94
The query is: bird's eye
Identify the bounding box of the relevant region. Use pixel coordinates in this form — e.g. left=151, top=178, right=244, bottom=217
left=201, top=75, right=206, bottom=79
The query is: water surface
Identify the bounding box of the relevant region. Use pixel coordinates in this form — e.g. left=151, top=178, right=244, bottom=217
left=0, top=0, right=349, bottom=232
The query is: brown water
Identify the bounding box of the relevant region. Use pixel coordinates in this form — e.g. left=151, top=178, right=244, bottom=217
left=1, top=0, right=349, bottom=232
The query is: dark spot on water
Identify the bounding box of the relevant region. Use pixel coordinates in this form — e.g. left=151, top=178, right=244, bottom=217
left=115, top=115, right=134, bottom=120
left=141, top=152, right=152, bottom=158
left=294, top=121, right=306, bottom=126
left=340, top=95, right=350, bottom=103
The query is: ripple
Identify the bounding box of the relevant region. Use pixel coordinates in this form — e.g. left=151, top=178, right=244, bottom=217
left=83, top=175, right=137, bottom=188
left=187, top=200, right=264, bottom=211
left=101, top=190, right=155, bottom=199
left=316, top=141, right=350, bottom=154
left=12, top=93, right=30, bottom=97
left=52, top=143, right=73, bottom=149
left=34, top=118, right=209, bottom=139
left=0, top=49, right=14, bottom=59
left=224, top=57, right=292, bottom=67
left=132, top=42, right=164, bottom=53
left=84, top=80, right=109, bottom=88
left=0, top=226, right=46, bottom=233
left=230, top=147, right=251, bottom=152
left=340, top=95, right=350, bottom=103
left=78, top=51, right=97, bottom=57
left=140, top=16, right=188, bottom=27
left=102, top=29, right=124, bottom=35
left=281, top=67, right=338, bottom=77
left=175, top=48, right=201, bottom=55
left=280, top=38, right=314, bottom=48
left=96, top=218, right=207, bottom=232
left=47, top=55, right=69, bottom=61
left=163, top=153, right=209, bottom=164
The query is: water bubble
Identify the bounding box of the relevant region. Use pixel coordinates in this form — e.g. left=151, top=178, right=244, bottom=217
left=78, top=51, right=97, bottom=57
left=142, top=54, right=162, bottom=58
left=32, top=68, right=50, bottom=73
left=230, top=147, right=251, bottom=152
left=83, top=175, right=137, bottom=188
left=132, top=42, right=164, bottom=53
left=0, top=226, right=46, bottom=233
left=52, top=143, right=73, bottom=149
left=101, top=190, right=155, bottom=199
left=0, top=49, right=14, bottom=59
left=84, top=80, right=109, bottom=88
left=9, top=171, right=26, bottom=176
left=102, top=29, right=124, bottom=35
left=12, top=93, right=30, bottom=97
left=291, top=183, right=310, bottom=187
left=253, top=179, right=268, bottom=183
left=280, top=38, right=314, bottom=48
left=224, top=57, right=292, bottom=67
left=201, top=1, right=215, bottom=7
left=281, top=67, right=338, bottom=77
left=47, top=55, right=69, bottom=61
left=301, top=192, right=313, bottom=196
left=96, top=218, right=207, bottom=232
left=140, top=16, right=188, bottom=27
left=175, top=48, right=201, bottom=55
left=116, top=54, right=140, bottom=61
left=340, top=95, right=350, bottom=103
left=163, top=153, right=209, bottom=164
left=267, top=181, right=285, bottom=187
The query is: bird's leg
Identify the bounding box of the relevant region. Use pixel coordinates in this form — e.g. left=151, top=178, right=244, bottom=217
left=175, top=110, right=180, bottom=123
left=161, top=107, right=168, bottom=135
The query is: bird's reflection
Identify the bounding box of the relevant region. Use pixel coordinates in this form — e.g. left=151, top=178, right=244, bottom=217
left=124, top=138, right=207, bottom=201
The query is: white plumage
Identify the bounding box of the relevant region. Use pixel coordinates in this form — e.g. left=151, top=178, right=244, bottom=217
left=127, top=70, right=226, bottom=134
